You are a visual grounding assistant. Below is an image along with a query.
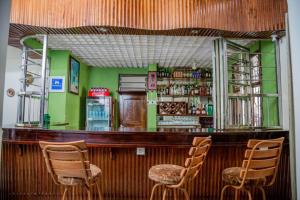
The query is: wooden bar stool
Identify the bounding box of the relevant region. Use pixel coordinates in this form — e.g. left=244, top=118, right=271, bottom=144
left=148, top=136, right=212, bottom=200
left=39, top=140, right=104, bottom=200
left=220, top=137, right=284, bottom=200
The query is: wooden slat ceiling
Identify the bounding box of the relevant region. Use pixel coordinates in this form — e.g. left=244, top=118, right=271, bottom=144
left=8, top=0, right=287, bottom=47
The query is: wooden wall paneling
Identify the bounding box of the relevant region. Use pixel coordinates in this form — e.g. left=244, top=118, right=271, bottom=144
left=9, top=0, right=287, bottom=33
left=0, top=142, right=291, bottom=200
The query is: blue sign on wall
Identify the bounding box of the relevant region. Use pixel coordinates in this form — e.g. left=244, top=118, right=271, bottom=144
left=49, top=76, right=65, bottom=92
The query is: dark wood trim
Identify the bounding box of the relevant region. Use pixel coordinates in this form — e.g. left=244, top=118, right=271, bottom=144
left=1, top=127, right=289, bottom=147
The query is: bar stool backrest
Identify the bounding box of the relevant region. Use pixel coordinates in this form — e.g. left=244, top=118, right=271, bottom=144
left=178, top=136, right=212, bottom=186
left=240, top=137, right=284, bottom=187
left=39, top=140, right=91, bottom=185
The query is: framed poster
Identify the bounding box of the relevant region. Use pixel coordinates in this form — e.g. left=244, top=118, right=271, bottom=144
left=69, top=56, right=80, bottom=94
left=49, top=76, right=65, bottom=92
left=148, top=71, right=157, bottom=90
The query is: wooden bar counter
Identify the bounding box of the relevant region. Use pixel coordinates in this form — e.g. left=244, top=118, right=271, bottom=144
left=0, top=127, right=290, bottom=200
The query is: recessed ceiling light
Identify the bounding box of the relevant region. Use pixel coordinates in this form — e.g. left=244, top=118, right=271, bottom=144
left=96, top=27, right=108, bottom=33
left=191, top=30, right=200, bottom=34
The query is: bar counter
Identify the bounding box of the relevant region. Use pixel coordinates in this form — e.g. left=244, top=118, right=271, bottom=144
left=1, top=127, right=291, bottom=200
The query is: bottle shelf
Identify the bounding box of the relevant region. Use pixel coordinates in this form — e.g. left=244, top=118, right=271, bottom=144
left=157, top=77, right=212, bottom=82
left=157, top=95, right=212, bottom=98
left=157, top=114, right=213, bottom=117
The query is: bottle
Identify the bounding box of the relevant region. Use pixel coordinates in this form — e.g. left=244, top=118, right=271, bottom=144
left=201, top=104, right=207, bottom=115
left=191, top=86, right=195, bottom=96
left=196, top=104, right=201, bottom=115
left=188, top=103, right=192, bottom=115
left=194, top=85, right=199, bottom=95
left=184, top=85, right=188, bottom=95
left=192, top=104, right=196, bottom=115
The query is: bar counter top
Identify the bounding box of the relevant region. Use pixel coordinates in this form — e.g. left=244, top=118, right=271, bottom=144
left=2, top=126, right=289, bottom=147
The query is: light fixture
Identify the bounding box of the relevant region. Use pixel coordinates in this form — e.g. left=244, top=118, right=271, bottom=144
left=271, top=34, right=278, bottom=42
left=96, top=27, right=108, bottom=33
left=191, top=30, right=200, bottom=35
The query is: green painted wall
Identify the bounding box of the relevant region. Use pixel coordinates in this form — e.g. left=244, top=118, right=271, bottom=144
left=147, top=64, right=157, bottom=129
left=48, top=50, right=89, bottom=129
left=48, top=50, right=69, bottom=124
left=260, top=41, right=279, bottom=127
left=250, top=40, right=279, bottom=127
left=88, top=67, right=148, bottom=128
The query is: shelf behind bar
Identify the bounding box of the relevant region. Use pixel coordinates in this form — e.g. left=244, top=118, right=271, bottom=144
left=157, top=114, right=213, bottom=117
left=157, top=77, right=213, bottom=82
left=157, top=95, right=212, bottom=97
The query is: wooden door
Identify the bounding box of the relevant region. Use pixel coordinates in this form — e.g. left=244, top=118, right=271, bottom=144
left=119, top=93, right=147, bottom=128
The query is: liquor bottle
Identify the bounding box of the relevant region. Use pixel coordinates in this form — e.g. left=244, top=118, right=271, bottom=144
left=194, top=85, right=199, bottom=95
left=188, top=103, right=192, bottom=115
left=166, top=68, right=169, bottom=78
left=196, top=104, right=201, bottom=115
left=184, top=85, right=188, bottom=95
left=192, top=104, right=196, bottom=115
left=166, top=86, right=169, bottom=95
left=191, top=85, right=195, bottom=96
left=201, top=104, right=207, bottom=116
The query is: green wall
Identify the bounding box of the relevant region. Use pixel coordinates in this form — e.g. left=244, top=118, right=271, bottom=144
left=260, top=41, right=279, bottom=127
left=48, top=50, right=89, bottom=129
left=88, top=67, right=148, bottom=128
left=250, top=40, right=279, bottom=127
left=147, top=64, right=157, bottom=129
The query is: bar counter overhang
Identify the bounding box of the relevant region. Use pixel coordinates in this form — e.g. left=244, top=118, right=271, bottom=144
left=1, top=127, right=291, bottom=199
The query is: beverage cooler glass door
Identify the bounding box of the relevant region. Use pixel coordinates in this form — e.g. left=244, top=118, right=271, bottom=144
left=86, top=97, right=111, bottom=129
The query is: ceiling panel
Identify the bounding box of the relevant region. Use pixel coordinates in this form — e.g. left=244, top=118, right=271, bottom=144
left=39, top=34, right=216, bottom=68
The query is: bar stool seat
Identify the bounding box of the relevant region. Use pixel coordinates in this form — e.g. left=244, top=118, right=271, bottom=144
left=149, top=164, right=184, bottom=185
left=58, top=164, right=102, bottom=186
left=39, top=140, right=104, bottom=200
left=148, top=136, right=211, bottom=200
left=222, top=167, right=266, bottom=187
left=220, top=137, right=284, bottom=200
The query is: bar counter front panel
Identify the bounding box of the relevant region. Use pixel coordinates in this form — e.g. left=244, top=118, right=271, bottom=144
left=1, top=127, right=290, bottom=200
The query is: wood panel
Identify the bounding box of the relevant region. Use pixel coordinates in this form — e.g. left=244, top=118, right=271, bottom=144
left=119, top=94, right=147, bottom=128
left=8, top=0, right=287, bottom=47
left=0, top=141, right=290, bottom=200
left=10, top=0, right=287, bottom=32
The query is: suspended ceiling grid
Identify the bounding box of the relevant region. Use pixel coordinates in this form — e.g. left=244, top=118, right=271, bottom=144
left=38, top=34, right=216, bottom=68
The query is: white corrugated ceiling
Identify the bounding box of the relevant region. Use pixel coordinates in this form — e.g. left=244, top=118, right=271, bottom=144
left=41, top=34, right=217, bottom=68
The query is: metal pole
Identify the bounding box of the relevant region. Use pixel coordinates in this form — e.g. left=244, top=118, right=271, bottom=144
left=222, top=39, right=228, bottom=129
left=212, top=40, right=218, bottom=129
left=274, top=36, right=283, bottom=128
left=18, top=46, right=28, bottom=123
left=39, top=35, right=48, bottom=127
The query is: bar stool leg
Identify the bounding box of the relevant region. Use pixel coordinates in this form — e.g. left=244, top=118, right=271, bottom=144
left=243, top=188, right=252, bottom=200
left=178, top=188, right=189, bottom=200
left=220, top=185, right=230, bottom=200
left=234, top=188, right=238, bottom=200
left=258, top=186, right=266, bottom=200
left=85, top=186, right=92, bottom=200
left=96, top=182, right=104, bottom=200
left=62, top=187, right=68, bottom=200
left=150, top=183, right=161, bottom=200
left=162, top=187, right=168, bottom=200
left=72, top=186, right=75, bottom=200
left=173, top=188, right=177, bottom=200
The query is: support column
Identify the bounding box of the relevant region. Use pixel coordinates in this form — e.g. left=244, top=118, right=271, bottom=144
left=0, top=0, right=11, bottom=129
left=147, top=64, right=157, bottom=129
left=287, top=1, right=300, bottom=199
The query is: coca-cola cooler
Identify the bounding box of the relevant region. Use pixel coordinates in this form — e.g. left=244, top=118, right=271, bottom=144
left=86, top=88, right=113, bottom=130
